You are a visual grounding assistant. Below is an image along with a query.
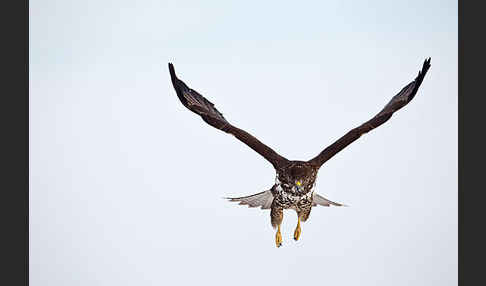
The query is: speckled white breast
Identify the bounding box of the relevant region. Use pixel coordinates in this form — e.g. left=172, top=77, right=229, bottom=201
left=274, top=176, right=315, bottom=209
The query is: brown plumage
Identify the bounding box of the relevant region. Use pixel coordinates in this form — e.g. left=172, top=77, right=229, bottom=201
left=168, top=58, right=431, bottom=247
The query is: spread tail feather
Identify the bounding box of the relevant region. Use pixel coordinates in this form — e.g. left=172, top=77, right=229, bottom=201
left=225, top=190, right=274, bottom=210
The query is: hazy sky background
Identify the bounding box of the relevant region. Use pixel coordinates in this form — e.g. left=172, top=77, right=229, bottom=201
left=30, top=1, right=457, bottom=285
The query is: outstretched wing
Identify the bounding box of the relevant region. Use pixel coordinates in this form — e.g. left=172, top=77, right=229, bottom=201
left=225, top=190, right=274, bottom=210
left=312, top=193, right=346, bottom=207
left=308, top=58, right=431, bottom=168
left=169, top=63, right=289, bottom=169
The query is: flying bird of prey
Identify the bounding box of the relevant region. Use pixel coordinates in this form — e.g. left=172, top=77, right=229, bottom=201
left=169, top=58, right=431, bottom=247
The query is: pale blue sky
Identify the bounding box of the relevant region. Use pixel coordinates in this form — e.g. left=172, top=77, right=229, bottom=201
left=30, top=1, right=457, bottom=285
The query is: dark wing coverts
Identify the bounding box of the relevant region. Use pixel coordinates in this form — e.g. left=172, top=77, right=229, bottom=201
left=309, top=58, right=431, bottom=168
left=169, top=63, right=289, bottom=168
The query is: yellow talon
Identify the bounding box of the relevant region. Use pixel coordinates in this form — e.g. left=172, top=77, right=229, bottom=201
left=294, top=217, right=301, bottom=241
left=275, top=224, right=282, bottom=247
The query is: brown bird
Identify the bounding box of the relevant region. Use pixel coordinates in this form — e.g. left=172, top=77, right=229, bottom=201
left=169, top=58, right=431, bottom=247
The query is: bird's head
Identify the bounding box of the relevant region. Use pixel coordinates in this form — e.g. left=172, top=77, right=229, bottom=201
left=277, top=162, right=317, bottom=192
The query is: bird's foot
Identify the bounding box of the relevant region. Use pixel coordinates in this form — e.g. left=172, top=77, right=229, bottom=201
left=294, top=225, right=301, bottom=241
left=294, top=217, right=302, bottom=241
left=275, top=227, right=282, bottom=248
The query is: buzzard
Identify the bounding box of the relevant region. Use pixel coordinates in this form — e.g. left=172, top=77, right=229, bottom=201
left=169, top=58, right=431, bottom=247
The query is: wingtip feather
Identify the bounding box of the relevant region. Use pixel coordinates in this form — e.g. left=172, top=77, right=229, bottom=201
left=422, top=57, right=431, bottom=73
left=168, top=62, right=177, bottom=80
